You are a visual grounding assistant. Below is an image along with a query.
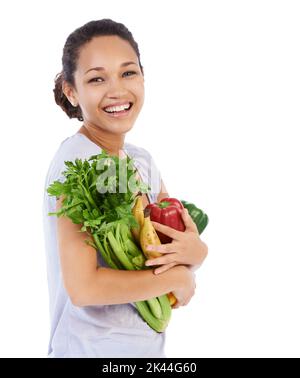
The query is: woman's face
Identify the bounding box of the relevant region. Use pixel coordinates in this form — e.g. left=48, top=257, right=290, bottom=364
left=68, top=35, right=145, bottom=134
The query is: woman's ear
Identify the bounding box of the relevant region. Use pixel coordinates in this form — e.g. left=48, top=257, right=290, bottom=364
left=62, top=80, right=78, bottom=107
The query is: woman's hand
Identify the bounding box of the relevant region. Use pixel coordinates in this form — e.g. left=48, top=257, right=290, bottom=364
left=171, top=265, right=196, bottom=309
left=145, top=208, right=208, bottom=274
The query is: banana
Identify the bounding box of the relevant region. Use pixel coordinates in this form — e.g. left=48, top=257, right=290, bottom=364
left=140, top=212, right=178, bottom=307
left=131, top=194, right=145, bottom=244
left=139, top=215, right=162, bottom=259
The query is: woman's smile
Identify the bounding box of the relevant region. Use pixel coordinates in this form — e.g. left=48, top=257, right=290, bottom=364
left=101, top=101, right=134, bottom=118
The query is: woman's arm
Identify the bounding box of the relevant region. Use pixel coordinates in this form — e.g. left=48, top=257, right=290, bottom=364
left=55, top=197, right=192, bottom=307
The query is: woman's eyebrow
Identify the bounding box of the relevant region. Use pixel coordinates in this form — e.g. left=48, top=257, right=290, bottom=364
left=85, top=61, right=137, bottom=74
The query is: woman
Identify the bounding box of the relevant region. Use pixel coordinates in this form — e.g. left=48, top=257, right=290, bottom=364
left=43, top=19, right=208, bottom=358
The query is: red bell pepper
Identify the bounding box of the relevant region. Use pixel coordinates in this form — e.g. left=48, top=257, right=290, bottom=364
left=145, top=198, right=186, bottom=243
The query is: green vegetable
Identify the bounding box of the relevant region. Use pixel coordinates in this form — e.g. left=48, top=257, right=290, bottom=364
left=47, top=149, right=172, bottom=332
left=107, top=229, right=135, bottom=270
left=180, top=200, right=209, bottom=234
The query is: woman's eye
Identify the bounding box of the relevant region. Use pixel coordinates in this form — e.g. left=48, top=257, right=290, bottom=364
left=89, top=71, right=137, bottom=83
left=89, top=77, right=104, bottom=83
left=123, top=71, right=137, bottom=77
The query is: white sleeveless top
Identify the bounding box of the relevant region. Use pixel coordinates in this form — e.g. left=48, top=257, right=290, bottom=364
left=42, top=132, right=166, bottom=358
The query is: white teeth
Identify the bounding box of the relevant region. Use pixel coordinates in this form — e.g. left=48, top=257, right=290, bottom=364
left=104, top=103, right=131, bottom=113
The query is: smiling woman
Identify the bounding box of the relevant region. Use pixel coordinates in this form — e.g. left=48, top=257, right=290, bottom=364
left=44, top=18, right=206, bottom=359
left=54, top=28, right=145, bottom=152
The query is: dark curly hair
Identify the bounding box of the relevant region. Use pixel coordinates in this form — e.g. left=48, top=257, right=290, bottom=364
left=53, top=19, right=144, bottom=122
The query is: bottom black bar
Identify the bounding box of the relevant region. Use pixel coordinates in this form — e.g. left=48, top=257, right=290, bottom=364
left=0, top=357, right=292, bottom=376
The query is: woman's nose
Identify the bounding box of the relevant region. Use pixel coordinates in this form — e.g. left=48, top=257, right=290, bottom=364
left=106, top=78, right=128, bottom=98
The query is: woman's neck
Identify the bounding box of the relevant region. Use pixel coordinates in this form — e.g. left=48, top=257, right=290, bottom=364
left=77, top=124, right=125, bottom=156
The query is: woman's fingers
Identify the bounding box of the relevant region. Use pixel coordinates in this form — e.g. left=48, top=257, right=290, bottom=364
left=146, top=243, right=175, bottom=254
left=181, top=208, right=198, bottom=233
left=153, top=262, right=177, bottom=275
left=151, top=221, right=182, bottom=239
left=145, top=253, right=177, bottom=267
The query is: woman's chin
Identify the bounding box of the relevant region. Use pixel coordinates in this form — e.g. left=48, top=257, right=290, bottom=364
left=107, top=121, right=135, bottom=134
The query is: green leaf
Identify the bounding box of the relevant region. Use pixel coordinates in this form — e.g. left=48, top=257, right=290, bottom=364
left=47, top=181, right=66, bottom=197
left=82, top=209, right=91, bottom=220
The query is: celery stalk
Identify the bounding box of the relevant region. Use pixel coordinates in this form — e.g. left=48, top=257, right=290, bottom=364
left=93, top=233, right=119, bottom=270
left=146, top=297, right=163, bottom=319
left=157, top=294, right=172, bottom=322
left=135, top=301, right=168, bottom=333
left=107, top=231, right=135, bottom=270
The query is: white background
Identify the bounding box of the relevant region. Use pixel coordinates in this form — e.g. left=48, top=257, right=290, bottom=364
left=0, top=0, right=299, bottom=357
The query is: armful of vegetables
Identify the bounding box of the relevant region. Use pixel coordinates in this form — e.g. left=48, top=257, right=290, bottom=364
left=46, top=149, right=209, bottom=329
left=47, top=151, right=171, bottom=333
